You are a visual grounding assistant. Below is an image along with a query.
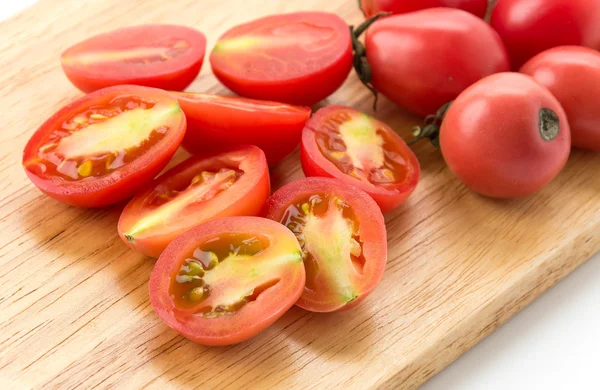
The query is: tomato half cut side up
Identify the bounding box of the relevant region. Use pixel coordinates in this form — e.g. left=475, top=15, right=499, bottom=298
left=301, top=106, right=420, bottom=213
left=22, top=85, right=186, bottom=207
left=61, top=25, right=207, bottom=92
left=172, top=92, right=312, bottom=165
left=150, top=216, right=305, bottom=346
left=119, top=145, right=270, bottom=257
left=209, top=12, right=353, bottom=106
left=263, top=177, right=387, bottom=312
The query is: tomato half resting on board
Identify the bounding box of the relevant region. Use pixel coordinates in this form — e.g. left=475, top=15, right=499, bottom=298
left=150, top=216, right=305, bottom=346
left=61, top=25, right=207, bottom=92
left=210, top=12, right=352, bottom=106
left=22, top=85, right=186, bottom=207
left=172, top=92, right=312, bottom=165
left=263, top=177, right=387, bottom=312
left=301, top=106, right=420, bottom=213
left=360, top=0, right=488, bottom=18
left=119, top=145, right=270, bottom=258
left=520, top=46, right=600, bottom=152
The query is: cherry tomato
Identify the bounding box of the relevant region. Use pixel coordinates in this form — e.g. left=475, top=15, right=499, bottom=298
left=521, top=46, right=600, bottom=152
left=150, top=216, right=305, bottom=346
left=440, top=73, right=571, bottom=198
left=61, top=25, right=206, bottom=92
left=301, top=106, right=419, bottom=213
left=173, top=92, right=312, bottom=165
left=360, top=0, right=488, bottom=18
left=490, top=0, right=600, bottom=70
left=357, top=8, right=509, bottom=117
left=210, top=12, right=352, bottom=106
left=119, top=145, right=270, bottom=257
left=263, top=177, right=387, bottom=313
left=22, top=85, right=186, bottom=207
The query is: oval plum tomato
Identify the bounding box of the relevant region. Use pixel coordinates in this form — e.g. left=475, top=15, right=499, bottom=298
left=355, top=8, right=509, bottom=117
left=301, top=106, right=420, bottom=213
left=263, top=177, right=387, bottom=312
left=521, top=46, right=600, bottom=152
left=118, top=145, right=270, bottom=258
left=360, top=0, right=488, bottom=18
left=440, top=73, right=571, bottom=198
left=22, top=85, right=186, bottom=207
left=61, top=25, right=207, bottom=92
left=491, top=0, right=600, bottom=70
left=210, top=12, right=352, bottom=106
left=150, top=216, right=305, bottom=346
left=172, top=92, right=312, bottom=165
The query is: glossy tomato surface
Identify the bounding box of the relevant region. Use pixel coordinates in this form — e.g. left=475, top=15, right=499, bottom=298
left=360, top=0, right=488, bottom=18
left=61, top=25, right=206, bottom=92
left=491, top=0, right=600, bottom=70
left=22, top=85, right=186, bottom=207
left=210, top=12, right=352, bottom=106
left=365, top=8, right=510, bottom=117
left=263, top=177, right=387, bottom=313
left=173, top=92, right=312, bottom=165
left=150, top=216, right=305, bottom=346
left=119, top=145, right=270, bottom=257
left=440, top=73, right=570, bottom=198
left=521, top=46, right=600, bottom=151
left=301, top=106, right=419, bottom=213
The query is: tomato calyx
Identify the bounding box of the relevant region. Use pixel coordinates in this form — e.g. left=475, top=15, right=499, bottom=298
left=538, top=108, right=560, bottom=142
left=409, top=102, right=453, bottom=148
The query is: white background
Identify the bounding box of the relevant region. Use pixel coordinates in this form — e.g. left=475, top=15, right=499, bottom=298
left=2, top=2, right=599, bottom=389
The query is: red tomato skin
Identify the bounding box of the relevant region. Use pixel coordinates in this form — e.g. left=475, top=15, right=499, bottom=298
left=365, top=8, right=510, bottom=117
left=491, top=0, right=600, bottom=70
left=22, top=86, right=186, bottom=208
left=361, top=0, right=488, bottom=18
left=61, top=25, right=206, bottom=93
left=440, top=73, right=571, bottom=198
left=300, top=106, right=420, bottom=213
left=173, top=92, right=312, bottom=165
left=150, top=217, right=305, bottom=346
left=520, top=46, right=600, bottom=152
left=210, top=12, right=353, bottom=106
left=118, top=146, right=270, bottom=257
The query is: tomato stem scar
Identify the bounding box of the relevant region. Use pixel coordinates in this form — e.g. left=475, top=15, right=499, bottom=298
left=538, top=108, right=560, bottom=141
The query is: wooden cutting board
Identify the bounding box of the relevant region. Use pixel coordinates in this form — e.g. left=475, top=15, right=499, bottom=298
left=1, top=0, right=598, bottom=388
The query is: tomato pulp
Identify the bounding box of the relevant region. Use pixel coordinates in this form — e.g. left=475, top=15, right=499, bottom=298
left=263, top=177, right=387, bottom=312
left=521, top=46, right=600, bottom=152
left=210, top=12, right=353, bottom=106
left=173, top=92, right=312, bottom=165
left=22, top=85, right=186, bottom=207
left=61, top=25, right=207, bottom=92
left=119, top=145, right=270, bottom=257
left=301, top=106, right=420, bottom=213
left=360, top=0, right=488, bottom=18
left=150, top=217, right=305, bottom=346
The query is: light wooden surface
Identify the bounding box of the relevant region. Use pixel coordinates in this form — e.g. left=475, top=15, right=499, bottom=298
left=1, top=1, right=599, bottom=389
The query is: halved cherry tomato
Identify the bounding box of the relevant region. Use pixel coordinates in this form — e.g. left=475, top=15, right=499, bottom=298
left=22, top=85, right=186, bottom=207
left=521, top=46, right=600, bottom=152
left=61, top=25, right=207, bottom=92
left=440, top=73, right=571, bottom=198
left=150, top=216, right=305, bottom=346
left=491, top=0, right=600, bottom=70
left=355, top=8, right=510, bottom=117
left=300, top=106, right=420, bottom=213
left=118, top=145, right=270, bottom=257
left=263, top=177, right=387, bottom=313
left=210, top=12, right=352, bottom=106
left=172, top=92, right=312, bottom=165
left=360, top=0, right=488, bottom=18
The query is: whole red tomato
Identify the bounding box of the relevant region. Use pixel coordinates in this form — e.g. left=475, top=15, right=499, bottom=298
left=360, top=0, right=488, bottom=18
left=521, top=46, right=600, bottom=151
left=491, top=0, right=600, bottom=70
left=357, top=8, right=510, bottom=117
left=440, top=73, right=570, bottom=198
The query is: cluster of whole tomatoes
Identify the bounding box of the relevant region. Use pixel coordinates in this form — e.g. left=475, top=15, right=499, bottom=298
left=22, top=0, right=600, bottom=346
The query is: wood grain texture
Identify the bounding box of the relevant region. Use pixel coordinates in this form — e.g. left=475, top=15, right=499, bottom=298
left=0, top=0, right=599, bottom=389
